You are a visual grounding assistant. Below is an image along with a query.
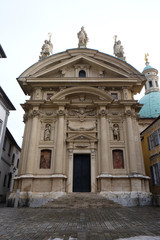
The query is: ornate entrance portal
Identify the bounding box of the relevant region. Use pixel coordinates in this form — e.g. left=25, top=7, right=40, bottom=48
left=73, top=154, right=91, bottom=192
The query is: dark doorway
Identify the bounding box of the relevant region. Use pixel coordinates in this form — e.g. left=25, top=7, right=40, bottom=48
left=73, top=154, right=91, bottom=192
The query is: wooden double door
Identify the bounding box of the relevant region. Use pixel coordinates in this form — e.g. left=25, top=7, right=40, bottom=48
left=73, top=154, right=91, bottom=192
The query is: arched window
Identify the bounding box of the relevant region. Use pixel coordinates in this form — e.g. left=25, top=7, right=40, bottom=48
left=79, top=70, right=86, bottom=78
left=40, top=149, right=51, bottom=169
left=112, top=149, right=124, bottom=169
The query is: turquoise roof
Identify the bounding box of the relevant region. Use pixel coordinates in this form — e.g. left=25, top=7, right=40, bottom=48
left=143, top=65, right=153, bottom=71
left=139, top=91, right=160, bottom=118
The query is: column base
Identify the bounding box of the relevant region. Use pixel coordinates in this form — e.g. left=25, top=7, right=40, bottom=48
left=7, top=191, right=66, bottom=208
left=100, top=191, right=152, bottom=207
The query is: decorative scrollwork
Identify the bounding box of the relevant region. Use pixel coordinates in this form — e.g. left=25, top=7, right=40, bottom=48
left=30, top=110, right=40, bottom=117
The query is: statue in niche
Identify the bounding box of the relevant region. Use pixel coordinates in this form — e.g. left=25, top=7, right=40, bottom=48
left=77, top=26, right=88, bottom=48
left=39, top=33, right=53, bottom=59
left=44, top=124, right=51, bottom=141
left=113, top=35, right=125, bottom=59
left=113, top=123, right=120, bottom=141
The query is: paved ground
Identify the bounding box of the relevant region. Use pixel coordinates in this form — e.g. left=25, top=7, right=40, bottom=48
left=0, top=194, right=160, bottom=240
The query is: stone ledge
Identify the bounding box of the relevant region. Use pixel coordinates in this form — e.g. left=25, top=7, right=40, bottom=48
left=97, top=174, right=150, bottom=179
left=14, top=174, right=67, bottom=180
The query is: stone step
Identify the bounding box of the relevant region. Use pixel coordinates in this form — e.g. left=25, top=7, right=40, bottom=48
left=42, top=193, right=122, bottom=208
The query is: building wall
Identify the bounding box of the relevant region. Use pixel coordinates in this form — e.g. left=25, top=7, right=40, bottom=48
left=0, top=101, right=9, bottom=160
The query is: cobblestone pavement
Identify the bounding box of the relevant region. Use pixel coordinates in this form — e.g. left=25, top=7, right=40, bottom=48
left=0, top=205, right=160, bottom=240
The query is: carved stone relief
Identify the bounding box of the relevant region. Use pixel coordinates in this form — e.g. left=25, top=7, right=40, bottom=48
left=67, top=120, right=96, bottom=131
left=68, top=107, right=97, bottom=121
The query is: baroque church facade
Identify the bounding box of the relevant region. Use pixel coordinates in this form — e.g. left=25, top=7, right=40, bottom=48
left=9, top=29, right=151, bottom=206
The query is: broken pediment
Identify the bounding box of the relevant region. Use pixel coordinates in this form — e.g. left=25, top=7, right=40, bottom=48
left=66, top=133, right=97, bottom=143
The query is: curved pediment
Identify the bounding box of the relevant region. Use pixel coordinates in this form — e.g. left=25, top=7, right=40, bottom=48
left=51, top=86, right=113, bottom=102
left=18, top=48, right=144, bottom=80
left=18, top=48, right=146, bottom=95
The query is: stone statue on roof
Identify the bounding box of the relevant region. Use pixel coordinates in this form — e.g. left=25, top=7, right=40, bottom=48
left=113, top=35, right=126, bottom=61
left=39, top=33, right=53, bottom=60
left=77, top=26, right=88, bottom=48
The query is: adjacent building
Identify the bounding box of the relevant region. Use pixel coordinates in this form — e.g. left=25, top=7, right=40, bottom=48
left=141, top=116, right=160, bottom=206
left=0, top=44, right=7, bottom=58
left=0, top=87, right=15, bottom=161
left=0, top=128, right=21, bottom=202
left=9, top=30, right=151, bottom=207
left=0, top=87, right=21, bottom=203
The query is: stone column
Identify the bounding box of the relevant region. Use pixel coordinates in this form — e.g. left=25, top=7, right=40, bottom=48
left=26, top=108, right=39, bottom=174
left=55, top=107, right=65, bottom=174
left=99, top=107, right=109, bottom=173
left=125, top=110, right=137, bottom=173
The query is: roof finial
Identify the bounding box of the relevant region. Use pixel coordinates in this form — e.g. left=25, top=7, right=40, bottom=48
left=145, top=53, right=149, bottom=65
left=39, top=33, right=53, bottom=60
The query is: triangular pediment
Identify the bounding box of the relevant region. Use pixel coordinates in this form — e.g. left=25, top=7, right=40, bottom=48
left=32, top=54, right=130, bottom=78
left=66, top=133, right=97, bottom=143
left=18, top=48, right=146, bottom=95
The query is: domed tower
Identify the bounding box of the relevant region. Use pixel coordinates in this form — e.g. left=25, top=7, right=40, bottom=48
left=139, top=55, right=160, bottom=131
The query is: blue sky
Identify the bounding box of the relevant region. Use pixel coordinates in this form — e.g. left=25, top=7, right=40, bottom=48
left=1, top=0, right=160, bottom=146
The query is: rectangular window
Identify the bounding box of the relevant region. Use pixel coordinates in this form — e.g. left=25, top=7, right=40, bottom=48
left=153, top=131, right=159, bottom=146
left=0, top=120, right=2, bottom=135
left=150, top=163, right=160, bottom=185
left=147, top=136, right=151, bottom=150
left=3, top=136, right=7, bottom=150
left=149, top=81, right=153, bottom=87
left=8, top=143, right=12, bottom=156
left=47, top=93, right=53, bottom=100
left=3, top=175, right=7, bottom=187
left=111, top=93, right=118, bottom=99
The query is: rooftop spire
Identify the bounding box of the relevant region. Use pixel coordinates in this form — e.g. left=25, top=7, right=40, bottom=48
left=145, top=53, right=149, bottom=63
left=142, top=54, right=159, bottom=95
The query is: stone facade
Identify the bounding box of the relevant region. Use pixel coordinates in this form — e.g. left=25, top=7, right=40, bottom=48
left=9, top=48, right=151, bottom=206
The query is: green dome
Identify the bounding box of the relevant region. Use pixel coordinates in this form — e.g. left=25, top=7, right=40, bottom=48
left=139, top=91, right=160, bottom=118
left=143, top=65, right=153, bottom=71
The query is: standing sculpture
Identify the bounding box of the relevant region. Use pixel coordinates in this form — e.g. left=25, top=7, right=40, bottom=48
left=77, top=26, right=88, bottom=48
left=113, top=123, right=120, bottom=141
left=113, top=35, right=126, bottom=60
left=39, top=33, right=53, bottom=60
left=44, top=124, right=51, bottom=141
